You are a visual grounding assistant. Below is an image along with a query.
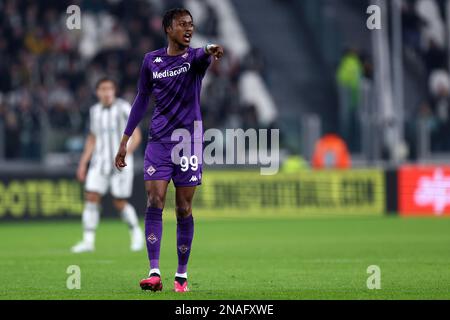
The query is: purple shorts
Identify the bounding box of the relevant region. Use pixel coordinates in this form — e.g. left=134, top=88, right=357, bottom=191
left=143, top=142, right=203, bottom=187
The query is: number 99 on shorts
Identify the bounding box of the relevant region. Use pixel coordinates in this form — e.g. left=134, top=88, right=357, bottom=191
left=180, top=155, right=199, bottom=172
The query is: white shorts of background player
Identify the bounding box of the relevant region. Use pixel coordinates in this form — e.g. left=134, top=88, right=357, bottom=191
left=85, top=163, right=134, bottom=199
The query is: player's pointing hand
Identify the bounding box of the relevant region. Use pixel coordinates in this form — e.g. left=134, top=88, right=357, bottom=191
left=206, top=44, right=224, bottom=60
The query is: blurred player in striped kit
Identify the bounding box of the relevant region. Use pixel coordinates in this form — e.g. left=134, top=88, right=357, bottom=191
left=71, top=77, right=144, bottom=253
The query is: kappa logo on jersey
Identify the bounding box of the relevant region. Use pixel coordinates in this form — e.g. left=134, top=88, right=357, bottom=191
left=147, top=233, right=158, bottom=244
left=182, top=52, right=189, bottom=59
left=153, top=57, right=163, bottom=63
left=153, top=62, right=191, bottom=79
left=189, top=176, right=198, bottom=182
left=147, top=166, right=156, bottom=176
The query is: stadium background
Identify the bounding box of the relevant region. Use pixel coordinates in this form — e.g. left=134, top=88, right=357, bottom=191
left=0, top=0, right=449, bottom=300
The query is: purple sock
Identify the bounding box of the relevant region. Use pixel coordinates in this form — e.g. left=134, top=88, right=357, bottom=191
left=145, top=207, right=163, bottom=270
left=177, top=215, right=194, bottom=274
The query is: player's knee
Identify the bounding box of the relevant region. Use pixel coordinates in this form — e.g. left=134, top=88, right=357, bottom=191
left=85, top=192, right=101, bottom=203
left=113, top=199, right=127, bottom=212
left=175, top=204, right=192, bottom=218
left=147, top=193, right=165, bottom=209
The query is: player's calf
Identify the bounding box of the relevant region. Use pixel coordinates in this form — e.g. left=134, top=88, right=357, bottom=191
left=117, top=201, right=144, bottom=252
left=71, top=200, right=99, bottom=253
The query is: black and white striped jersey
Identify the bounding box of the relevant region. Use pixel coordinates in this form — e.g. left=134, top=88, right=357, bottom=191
left=89, top=98, right=132, bottom=175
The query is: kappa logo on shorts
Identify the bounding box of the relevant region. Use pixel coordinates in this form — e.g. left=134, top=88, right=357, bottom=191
left=147, top=166, right=156, bottom=176
left=178, top=245, right=189, bottom=254
left=189, top=176, right=198, bottom=182
left=147, top=233, right=158, bottom=244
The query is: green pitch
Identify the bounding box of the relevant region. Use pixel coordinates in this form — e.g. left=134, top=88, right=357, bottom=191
left=0, top=216, right=449, bottom=300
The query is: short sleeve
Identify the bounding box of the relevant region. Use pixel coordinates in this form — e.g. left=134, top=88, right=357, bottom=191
left=121, top=101, right=132, bottom=118
left=89, top=108, right=96, bottom=135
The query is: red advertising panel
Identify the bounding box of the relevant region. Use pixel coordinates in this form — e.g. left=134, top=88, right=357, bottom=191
left=399, top=166, right=450, bottom=216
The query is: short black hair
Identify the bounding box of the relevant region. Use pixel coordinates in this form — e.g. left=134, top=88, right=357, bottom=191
left=95, top=76, right=117, bottom=90
left=162, top=8, right=193, bottom=34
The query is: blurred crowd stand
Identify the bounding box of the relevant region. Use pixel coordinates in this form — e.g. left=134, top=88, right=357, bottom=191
left=0, top=0, right=270, bottom=166
left=403, top=0, right=450, bottom=156
left=336, top=47, right=378, bottom=162
left=334, top=0, right=450, bottom=163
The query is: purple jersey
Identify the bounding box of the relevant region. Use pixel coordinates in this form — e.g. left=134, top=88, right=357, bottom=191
left=124, top=47, right=212, bottom=142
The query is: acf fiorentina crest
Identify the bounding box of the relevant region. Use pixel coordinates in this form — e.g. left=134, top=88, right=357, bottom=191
left=178, top=245, right=189, bottom=254
left=147, top=233, right=158, bottom=244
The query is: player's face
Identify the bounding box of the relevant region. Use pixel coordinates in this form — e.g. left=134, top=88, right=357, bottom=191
left=167, top=14, right=194, bottom=48
left=96, top=81, right=116, bottom=106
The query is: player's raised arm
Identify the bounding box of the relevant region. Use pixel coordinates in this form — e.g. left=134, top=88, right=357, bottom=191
left=204, top=44, right=224, bottom=60
left=115, top=55, right=153, bottom=170
left=191, top=44, right=223, bottom=77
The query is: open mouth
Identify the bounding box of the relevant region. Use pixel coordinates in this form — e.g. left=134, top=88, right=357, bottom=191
left=183, top=32, right=192, bottom=43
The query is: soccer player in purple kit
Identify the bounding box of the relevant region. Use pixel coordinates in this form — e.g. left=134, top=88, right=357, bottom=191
left=114, top=8, right=223, bottom=292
